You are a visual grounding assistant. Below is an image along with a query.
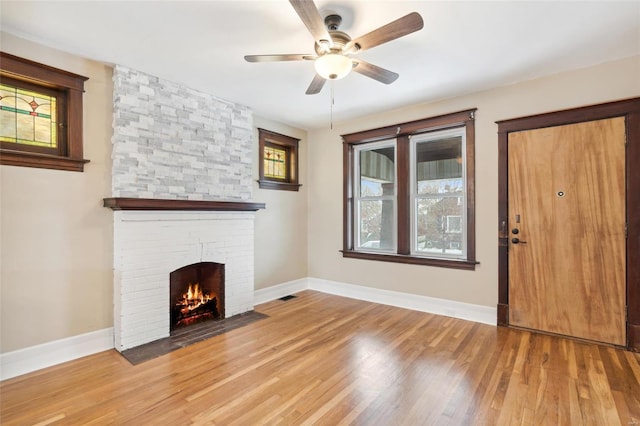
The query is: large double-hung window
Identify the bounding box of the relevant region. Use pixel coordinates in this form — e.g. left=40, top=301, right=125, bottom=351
left=342, top=109, right=477, bottom=270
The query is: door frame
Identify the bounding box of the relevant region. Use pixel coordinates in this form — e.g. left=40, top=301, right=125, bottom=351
left=496, top=97, right=640, bottom=351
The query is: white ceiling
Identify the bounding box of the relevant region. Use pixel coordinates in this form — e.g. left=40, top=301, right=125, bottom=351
left=1, top=1, right=639, bottom=130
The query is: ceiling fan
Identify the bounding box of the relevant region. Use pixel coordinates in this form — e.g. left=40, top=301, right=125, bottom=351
left=244, top=0, right=424, bottom=95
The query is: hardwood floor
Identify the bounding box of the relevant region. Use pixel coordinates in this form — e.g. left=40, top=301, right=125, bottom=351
left=1, top=290, right=639, bottom=425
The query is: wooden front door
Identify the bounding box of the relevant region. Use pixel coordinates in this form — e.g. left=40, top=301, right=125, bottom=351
left=507, top=117, right=626, bottom=346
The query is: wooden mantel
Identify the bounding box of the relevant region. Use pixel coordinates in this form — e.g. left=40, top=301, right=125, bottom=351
left=103, top=197, right=265, bottom=211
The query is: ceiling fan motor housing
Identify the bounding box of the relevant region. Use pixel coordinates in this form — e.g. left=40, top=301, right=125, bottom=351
left=324, top=14, right=342, bottom=31
left=314, top=29, right=352, bottom=56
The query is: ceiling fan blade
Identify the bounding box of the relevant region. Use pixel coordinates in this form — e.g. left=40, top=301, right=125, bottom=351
left=289, top=0, right=332, bottom=45
left=244, top=54, right=315, bottom=62
left=352, top=60, right=399, bottom=84
left=346, top=12, right=424, bottom=53
left=305, top=74, right=326, bottom=95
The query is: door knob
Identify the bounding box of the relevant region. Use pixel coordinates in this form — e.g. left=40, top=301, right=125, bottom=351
left=511, top=238, right=527, bottom=244
left=511, top=228, right=519, bottom=234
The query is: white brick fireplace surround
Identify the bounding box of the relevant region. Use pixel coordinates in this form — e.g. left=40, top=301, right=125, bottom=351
left=107, top=65, right=260, bottom=351
left=110, top=202, right=263, bottom=351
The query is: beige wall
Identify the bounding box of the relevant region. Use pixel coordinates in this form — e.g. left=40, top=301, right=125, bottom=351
left=0, top=34, right=309, bottom=353
left=306, top=55, right=640, bottom=308
left=1, top=30, right=637, bottom=354
left=1, top=33, right=114, bottom=352
left=253, top=117, right=308, bottom=289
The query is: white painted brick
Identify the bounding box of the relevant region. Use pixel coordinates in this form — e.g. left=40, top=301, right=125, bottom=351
left=113, top=210, right=256, bottom=350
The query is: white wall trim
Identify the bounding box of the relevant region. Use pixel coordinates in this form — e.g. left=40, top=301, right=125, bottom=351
left=3, top=277, right=495, bottom=380
left=254, top=278, right=309, bottom=305
left=255, top=277, right=497, bottom=326
left=307, top=278, right=496, bottom=325
left=1, top=328, right=114, bottom=381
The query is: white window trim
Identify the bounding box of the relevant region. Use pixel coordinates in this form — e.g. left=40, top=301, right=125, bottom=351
left=409, top=127, right=467, bottom=260
left=354, top=139, right=397, bottom=253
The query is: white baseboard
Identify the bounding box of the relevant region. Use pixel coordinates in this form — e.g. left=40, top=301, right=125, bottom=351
left=256, top=277, right=496, bottom=326
left=2, top=278, right=495, bottom=381
left=253, top=278, right=309, bottom=305
left=1, top=328, right=114, bottom=381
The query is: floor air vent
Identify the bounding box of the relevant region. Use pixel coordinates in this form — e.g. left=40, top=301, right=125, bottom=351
left=278, top=295, right=297, bottom=301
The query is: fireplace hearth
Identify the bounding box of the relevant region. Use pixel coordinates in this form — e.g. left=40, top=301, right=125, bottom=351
left=170, top=262, right=224, bottom=331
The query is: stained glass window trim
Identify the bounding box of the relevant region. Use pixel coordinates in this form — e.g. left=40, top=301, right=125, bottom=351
left=258, top=128, right=301, bottom=191
left=0, top=52, right=89, bottom=172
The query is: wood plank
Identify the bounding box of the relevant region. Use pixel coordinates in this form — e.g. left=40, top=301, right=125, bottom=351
left=1, top=291, right=638, bottom=424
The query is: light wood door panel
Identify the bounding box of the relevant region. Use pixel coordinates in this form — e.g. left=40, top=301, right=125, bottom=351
left=508, top=117, right=626, bottom=346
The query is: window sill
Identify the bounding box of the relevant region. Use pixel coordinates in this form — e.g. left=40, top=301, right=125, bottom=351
left=0, top=149, right=89, bottom=172
left=257, top=179, right=302, bottom=191
left=341, top=250, right=478, bottom=270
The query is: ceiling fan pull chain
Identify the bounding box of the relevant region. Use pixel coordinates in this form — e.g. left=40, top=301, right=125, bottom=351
left=330, top=82, right=334, bottom=130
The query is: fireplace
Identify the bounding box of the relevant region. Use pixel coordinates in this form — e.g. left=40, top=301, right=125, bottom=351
left=106, top=199, right=264, bottom=351
left=170, top=262, right=224, bottom=331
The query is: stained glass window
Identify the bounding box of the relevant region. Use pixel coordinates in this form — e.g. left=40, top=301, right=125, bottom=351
left=0, top=83, right=57, bottom=148
left=263, top=145, right=287, bottom=180
left=0, top=52, right=88, bottom=172
left=258, top=128, right=301, bottom=191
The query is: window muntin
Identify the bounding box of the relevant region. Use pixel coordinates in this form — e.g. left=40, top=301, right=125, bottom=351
left=411, top=129, right=467, bottom=259
left=355, top=140, right=397, bottom=252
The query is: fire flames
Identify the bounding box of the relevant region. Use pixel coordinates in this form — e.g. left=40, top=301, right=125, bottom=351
left=177, top=283, right=213, bottom=315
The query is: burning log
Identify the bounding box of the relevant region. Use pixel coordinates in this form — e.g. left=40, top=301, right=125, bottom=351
left=171, top=282, right=220, bottom=329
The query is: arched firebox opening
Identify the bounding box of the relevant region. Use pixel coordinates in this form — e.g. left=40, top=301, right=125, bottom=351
left=169, top=262, right=225, bottom=331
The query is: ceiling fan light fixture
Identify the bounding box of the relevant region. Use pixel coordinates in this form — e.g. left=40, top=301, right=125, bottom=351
left=314, top=53, right=352, bottom=80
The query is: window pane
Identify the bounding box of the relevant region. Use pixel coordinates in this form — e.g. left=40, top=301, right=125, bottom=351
left=263, top=145, right=287, bottom=179
left=415, top=196, right=464, bottom=256
left=0, top=84, right=57, bottom=148
left=360, top=147, right=395, bottom=197
left=358, top=199, right=395, bottom=250
left=416, top=137, right=462, bottom=195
